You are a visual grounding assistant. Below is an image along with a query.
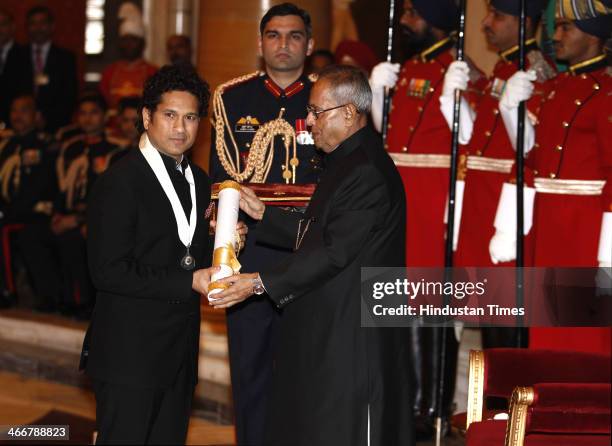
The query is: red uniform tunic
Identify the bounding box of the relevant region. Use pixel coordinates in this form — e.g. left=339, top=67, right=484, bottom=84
left=528, top=55, right=612, bottom=354
left=455, top=41, right=556, bottom=267
left=99, top=59, right=158, bottom=110
left=386, top=37, right=485, bottom=266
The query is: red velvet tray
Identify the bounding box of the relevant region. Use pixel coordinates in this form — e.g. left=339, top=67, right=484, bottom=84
left=211, top=183, right=316, bottom=207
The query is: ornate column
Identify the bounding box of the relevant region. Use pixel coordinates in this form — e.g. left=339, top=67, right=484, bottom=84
left=142, top=0, right=198, bottom=66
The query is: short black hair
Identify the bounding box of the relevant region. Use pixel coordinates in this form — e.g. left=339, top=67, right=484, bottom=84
left=0, top=8, right=14, bottom=22
left=77, top=92, right=108, bottom=112
left=11, top=93, right=36, bottom=108
left=137, top=64, right=210, bottom=133
left=311, top=49, right=334, bottom=61
left=118, top=96, right=141, bottom=114
left=260, top=3, right=312, bottom=40
left=26, top=5, right=54, bottom=23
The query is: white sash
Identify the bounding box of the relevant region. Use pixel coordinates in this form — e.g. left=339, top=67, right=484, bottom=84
left=139, top=134, right=197, bottom=248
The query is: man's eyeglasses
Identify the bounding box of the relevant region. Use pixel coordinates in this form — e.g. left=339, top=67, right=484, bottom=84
left=306, top=103, right=351, bottom=120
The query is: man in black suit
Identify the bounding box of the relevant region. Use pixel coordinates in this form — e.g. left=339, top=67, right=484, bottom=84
left=81, top=65, right=238, bottom=444
left=211, top=66, right=415, bottom=445
left=23, top=6, right=77, bottom=133
left=0, top=9, right=29, bottom=127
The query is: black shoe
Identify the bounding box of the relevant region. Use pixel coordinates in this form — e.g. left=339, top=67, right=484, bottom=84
left=415, top=414, right=450, bottom=441
left=34, top=301, right=59, bottom=313
left=0, top=291, right=15, bottom=308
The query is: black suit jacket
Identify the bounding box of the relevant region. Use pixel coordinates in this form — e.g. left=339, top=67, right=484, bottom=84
left=0, top=43, right=30, bottom=125
left=82, top=148, right=212, bottom=388
left=24, top=43, right=77, bottom=133
left=257, top=127, right=414, bottom=446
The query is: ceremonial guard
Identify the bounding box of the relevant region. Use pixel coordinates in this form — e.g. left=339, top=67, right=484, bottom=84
left=455, top=0, right=554, bottom=267
left=0, top=95, right=56, bottom=224
left=0, top=95, right=55, bottom=308
left=447, top=0, right=555, bottom=348
left=19, top=94, right=121, bottom=316
left=209, top=4, right=319, bottom=445
left=369, top=0, right=485, bottom=438
left=494, top=0, right=611, bottom=354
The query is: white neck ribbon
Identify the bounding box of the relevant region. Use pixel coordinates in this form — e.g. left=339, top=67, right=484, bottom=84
left=139, top=134, right=197, bottom=248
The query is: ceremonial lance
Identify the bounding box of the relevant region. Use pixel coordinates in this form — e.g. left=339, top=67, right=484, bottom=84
left=381, top=0, right=396, bottom=145
left=438, top=1, right=467, bottom=444
left=514, top=0, right=528, bottom=347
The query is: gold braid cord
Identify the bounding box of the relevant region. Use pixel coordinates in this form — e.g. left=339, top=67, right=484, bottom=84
left=64, top=150, right=89, bottom=211
left=213, top=71, right=299, bottom=184
left=0, top=149, right=21, bottom=202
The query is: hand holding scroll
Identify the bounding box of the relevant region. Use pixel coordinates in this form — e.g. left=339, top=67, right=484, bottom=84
left=239, top=186, right=265, bottom=221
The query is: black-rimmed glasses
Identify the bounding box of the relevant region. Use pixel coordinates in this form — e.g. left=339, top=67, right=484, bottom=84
left=306, top=103, right=351, bottom=120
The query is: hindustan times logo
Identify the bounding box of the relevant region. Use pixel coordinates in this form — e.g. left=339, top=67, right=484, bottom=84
left=372, top=278, right=487, bottom=300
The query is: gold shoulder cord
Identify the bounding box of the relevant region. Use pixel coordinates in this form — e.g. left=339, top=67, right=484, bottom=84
left=0, top=146, right=21, bottom=202
left=213, top=72, right=299, bottom=184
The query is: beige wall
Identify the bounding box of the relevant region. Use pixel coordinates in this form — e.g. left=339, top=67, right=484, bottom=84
left=465, top=0, right=498, bottom=75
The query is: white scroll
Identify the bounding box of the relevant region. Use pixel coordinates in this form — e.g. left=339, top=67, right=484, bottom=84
left=208, top=180, right=241, bottom=300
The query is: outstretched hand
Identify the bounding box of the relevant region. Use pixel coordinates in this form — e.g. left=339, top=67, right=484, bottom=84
left=240, top=186, right=265, bottom=221
left=192, top=266, right=220, bottom=297
left=209, top=272, right=259, bottom=309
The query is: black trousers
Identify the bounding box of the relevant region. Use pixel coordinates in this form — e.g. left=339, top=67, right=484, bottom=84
left=227, top=294, right=280, bottom=446
left=92, top=363, right=195, bottom=445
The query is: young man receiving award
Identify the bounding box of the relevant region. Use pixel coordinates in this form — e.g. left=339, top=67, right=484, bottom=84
left=80, top=64, right=246, bottom=444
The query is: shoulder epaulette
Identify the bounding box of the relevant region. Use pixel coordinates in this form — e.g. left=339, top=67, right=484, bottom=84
left=60, top=134, right=85, bottom=152
left=55, top=123, right=80, bottom=141
left=527, top=50, right=557, bottom=83
left=0, top=136, right=10, bottom=157
left=214, top=71, right=263, bottom=97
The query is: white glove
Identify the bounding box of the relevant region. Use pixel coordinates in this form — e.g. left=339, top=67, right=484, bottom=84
left=500, top=70, right=536, bottom=109
left=499, top=70, right=537, bottom=154
left=439, top=61, right=475, bottom=144
left=443, top=180, right=465, bottom=251
left=595, top=214, right=611, bottom=293
left=489, top=183, right=535, bottom=264
left=598, top=212, right=612, bottom=265
left=370, top=62, right=400, bottom=133
left=441, top=61, right=470, bottom=98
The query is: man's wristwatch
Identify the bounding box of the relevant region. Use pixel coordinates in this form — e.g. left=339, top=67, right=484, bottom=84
left=252, top=275, right=265, bottom=295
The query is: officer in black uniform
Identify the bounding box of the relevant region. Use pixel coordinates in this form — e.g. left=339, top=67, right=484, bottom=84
left=208, top=4, right=320, bottom=445
left=0, top=94, right=56, bottom=307
left=108, top=95, right=141, bottom=165
left=19, top=93, right=120, bottom=316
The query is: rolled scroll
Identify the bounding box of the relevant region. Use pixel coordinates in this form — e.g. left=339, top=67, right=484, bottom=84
left=208, top=180, right=241, bottom=300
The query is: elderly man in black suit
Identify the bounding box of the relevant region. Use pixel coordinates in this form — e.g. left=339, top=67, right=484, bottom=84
left=81, top=64, right=246, bottom=445
left=211, top=65, right=415, bottom=446
left=23, top=6, right=77, bottom=133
